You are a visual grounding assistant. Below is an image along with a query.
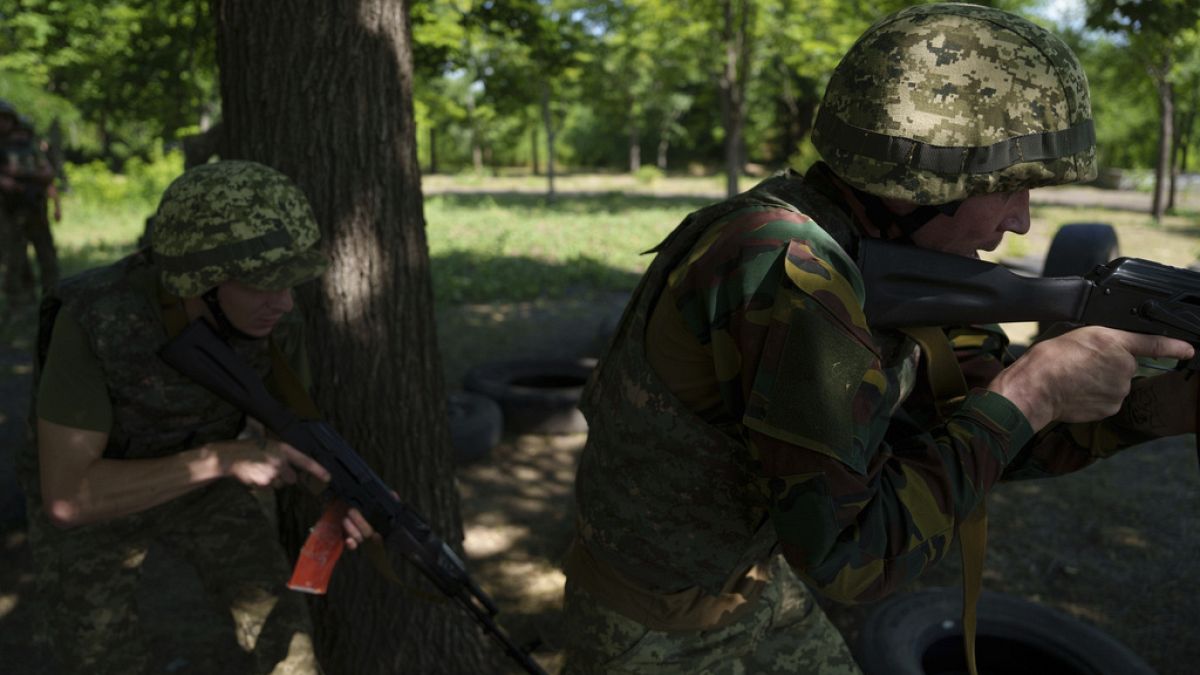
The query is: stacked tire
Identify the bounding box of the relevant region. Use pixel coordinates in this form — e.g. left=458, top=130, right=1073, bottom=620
left=447, top=358, right=596, bottom=463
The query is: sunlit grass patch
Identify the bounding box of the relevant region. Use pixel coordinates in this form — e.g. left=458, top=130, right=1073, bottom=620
left=424, top=192, right=701, bottom=303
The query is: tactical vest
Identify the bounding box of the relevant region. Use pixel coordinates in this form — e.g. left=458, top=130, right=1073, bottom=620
left=18, top=251, right=274, bottom=502
left=573, top=170, right=875, bottom=598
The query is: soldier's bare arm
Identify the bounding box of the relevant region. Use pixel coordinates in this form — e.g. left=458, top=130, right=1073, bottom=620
left=37, top=417, right=330, bottom=528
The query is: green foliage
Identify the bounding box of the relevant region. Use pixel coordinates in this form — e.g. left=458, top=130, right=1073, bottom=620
left=0, top=0, right=216, bottom=164
left=67, top=146, right=183, bottom=211
left=633, top=165, right=664, bottom=184
left=7, top=0, right=1199, bottom=180
left=0, top=71, right=90, bottom=148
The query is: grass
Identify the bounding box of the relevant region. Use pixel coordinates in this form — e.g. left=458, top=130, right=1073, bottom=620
left=14, top=174, right=1200, bottom=314
left=425, top=192, right=704, bottom=303
left=29, top=187, right=701, bottom=308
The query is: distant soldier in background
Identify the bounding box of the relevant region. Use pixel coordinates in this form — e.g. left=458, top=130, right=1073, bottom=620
left=1, top=109, right=59, bottom=299
left=0, top=100, right=22, bottom=298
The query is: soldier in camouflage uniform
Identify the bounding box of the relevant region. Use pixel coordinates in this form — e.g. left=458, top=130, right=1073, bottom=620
left=0, top=99, right=30, bottom=298
left=562, top=4, right=1199, bottom=673
left=19, top=161, right=375, bottom=674
left=1, top=114, right=59, bottom=297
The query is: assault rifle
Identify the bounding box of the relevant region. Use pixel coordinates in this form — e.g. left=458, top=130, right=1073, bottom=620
left=159, top=319, right=547, bottom=675
left=857, top=238, right=1200, bottom=370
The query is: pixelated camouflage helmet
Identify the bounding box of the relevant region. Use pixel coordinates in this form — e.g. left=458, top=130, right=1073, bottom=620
left=812, top=3, right=1096, bottom=205
left=152, top=160, right=328, bottom=297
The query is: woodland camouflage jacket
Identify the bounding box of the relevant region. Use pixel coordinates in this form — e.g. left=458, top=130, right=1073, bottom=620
left=574, top=164, right=1160, bottom=605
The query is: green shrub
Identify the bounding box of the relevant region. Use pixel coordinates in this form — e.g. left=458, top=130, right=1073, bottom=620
left=66, top=146, right=183, bottom=209
left=633, top=165, right=663, bottom=185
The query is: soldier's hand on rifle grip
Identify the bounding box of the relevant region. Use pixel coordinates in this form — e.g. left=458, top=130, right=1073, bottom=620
left=1111, top=366, right=1200, bottom=437
left=989, top=326, right=1195, bottom=432
left=222, top=438, right=331, bottom=489
left=340, top=490, right=399, bottom=549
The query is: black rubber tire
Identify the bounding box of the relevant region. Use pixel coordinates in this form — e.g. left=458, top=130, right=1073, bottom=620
left=1039, top=223, right=1120, bottom=338
left=462, top=358, right=596, bottom=435
left=1042, top=223, right=1120, bottom=278
left=855, top=587, right=1155, bottom=675
left=447, top=391, right=503, bottom=464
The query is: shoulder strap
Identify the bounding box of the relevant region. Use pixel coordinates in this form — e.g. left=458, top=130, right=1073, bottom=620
left=899, top=325, right=985, bottom=675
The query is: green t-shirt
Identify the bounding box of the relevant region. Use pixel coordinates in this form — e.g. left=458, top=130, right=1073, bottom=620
left=36, top=310, right=112, bottom=432
left=36, top=305, right=314, bottom=434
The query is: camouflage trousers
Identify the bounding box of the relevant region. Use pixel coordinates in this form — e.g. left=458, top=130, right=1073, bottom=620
left=561, top=555, right=862, bottom=674
left=26, top=480, right=319, bottom=675
left=1, top=197, right=58, bottom=297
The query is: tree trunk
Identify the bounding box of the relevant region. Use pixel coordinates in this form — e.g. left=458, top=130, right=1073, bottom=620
left=541, top=85, right=556, bottom=199
left=1170, top=118, right=1180, bottom=211
left=467, top=92, right=483, bottom=173
left=1152, top=59, right=1173, bottom=222
left=213, top=1, right=488, bottom=673
left=719, top=0, right=751, bottom=197
left=429, top=124, right=438, bottom=174
left=629, top=107, right=641, bottom=174
left=657, top=106, right=683, bottom=171
left=531, top=123, right=540, bottom=176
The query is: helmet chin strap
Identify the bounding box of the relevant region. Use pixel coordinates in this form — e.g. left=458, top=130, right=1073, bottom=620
left=201, top=287, right=260, bottom=341
left=850, top=185, right=962, bottom=244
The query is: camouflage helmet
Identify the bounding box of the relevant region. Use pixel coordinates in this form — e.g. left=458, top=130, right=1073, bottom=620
left=812, top=3, right=1096, bottom=205
left=152, top=160, right=328, bottom=297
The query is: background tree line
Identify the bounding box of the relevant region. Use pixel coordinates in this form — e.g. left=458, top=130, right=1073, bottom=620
left=3, top=0, right=1200, bottom=213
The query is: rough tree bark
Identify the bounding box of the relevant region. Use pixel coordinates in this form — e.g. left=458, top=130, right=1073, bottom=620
left=541, top=85, right=557, bottom=199
left=429, top=125, right=438, bottom=175
left=213, top=1, right=488, bottom=673
left=531, top=123, right=540, bottom=176
left=628, top=104, right=641, bottom=174
left=719, top=0, right=752, bottom=197
left=1151, top=55, right=1173, bottom=222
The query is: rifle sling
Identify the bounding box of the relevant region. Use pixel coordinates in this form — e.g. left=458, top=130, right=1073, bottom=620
left=162, top=295, right=445, bottom=604
left=899, top=326, right=985, bottom=675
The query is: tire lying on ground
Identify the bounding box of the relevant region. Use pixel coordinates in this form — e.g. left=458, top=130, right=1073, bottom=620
left=463, top=358, right=596, bottom=435
left=1041, top=222, right=1120, bottom=278
left=447, top=391, right=503, bottom=464
left=1038, top=222, right=1120, bottom=338
left=854, top=587, right=1155, bottom=675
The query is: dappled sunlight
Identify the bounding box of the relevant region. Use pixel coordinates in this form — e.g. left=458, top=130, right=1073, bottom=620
left=488, top=559, right=567, bottom=608
left=456, top=432, right=584, bottom=667
left=464, top=522, right=531, bottom=558
left=325, top=214, right=387, bottom=328
left=1055, top=601, right=1111, bottom=627
left=1102, top=525, right=1150, bottom=549
left=0, top=593, right=17, bottom=618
